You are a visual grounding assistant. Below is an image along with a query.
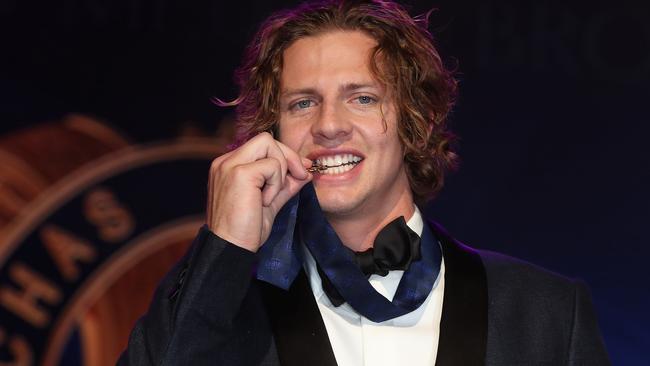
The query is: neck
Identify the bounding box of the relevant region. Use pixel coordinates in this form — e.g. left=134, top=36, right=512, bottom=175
left=326, top=189, right=415, bottom=252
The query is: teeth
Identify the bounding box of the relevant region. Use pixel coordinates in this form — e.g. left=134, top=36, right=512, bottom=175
left=321, top=164, right=357, bottom=175
left=316, top=154, right=361, bottom=166
left=313, top=153, right=363, bottom=175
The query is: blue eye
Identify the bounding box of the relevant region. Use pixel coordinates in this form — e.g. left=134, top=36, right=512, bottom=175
left=295, top=100, right=312, bottom=109
left=356, top=96, right=375, bottom=104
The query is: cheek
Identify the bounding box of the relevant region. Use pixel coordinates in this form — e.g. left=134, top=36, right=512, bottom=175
left=381, top=127, right=406, bottom=164
left=377, top=116, right=402, bottom=149
left=278, top=121, right=308, bottom=151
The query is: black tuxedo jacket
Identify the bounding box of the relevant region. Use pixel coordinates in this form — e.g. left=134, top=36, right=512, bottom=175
left=118, top=222, right=609, bottom=365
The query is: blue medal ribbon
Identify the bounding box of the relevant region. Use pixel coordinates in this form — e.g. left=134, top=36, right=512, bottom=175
left=256, top=182, right=441, bottom=322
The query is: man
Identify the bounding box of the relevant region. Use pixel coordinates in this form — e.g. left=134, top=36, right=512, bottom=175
left=119, top=1, right=609, bottom=365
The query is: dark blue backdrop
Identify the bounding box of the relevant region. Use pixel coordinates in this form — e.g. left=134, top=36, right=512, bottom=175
left=1, top=0, right=648, bottom=364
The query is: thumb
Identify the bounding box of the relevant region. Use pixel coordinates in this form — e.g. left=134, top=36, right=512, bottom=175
left=268, top=173, right=312, bottom=217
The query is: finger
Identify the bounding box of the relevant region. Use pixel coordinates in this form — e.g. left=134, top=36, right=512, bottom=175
left=207, top=166, right=213, bottom=225
left=237, top=157, right=285, bottom=207
left=269, top=140, right=288, bottom=184
left=206, top=152, right=233, bottom=226
left=268, top=172, right=312, bottom=216
left=301, top=157, right=312, bottom=168
left=229, top=132, right=288, bottom=184
left=275, top=140, right=309, bottom=180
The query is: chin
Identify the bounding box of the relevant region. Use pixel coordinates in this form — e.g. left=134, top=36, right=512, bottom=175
left=319, top=201, right=353, bottom=216
left=315, top=190, right=364, bottom=217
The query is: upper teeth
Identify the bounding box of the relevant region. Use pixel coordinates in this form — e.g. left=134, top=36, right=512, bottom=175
left=315, top=154, right=362, bottom=167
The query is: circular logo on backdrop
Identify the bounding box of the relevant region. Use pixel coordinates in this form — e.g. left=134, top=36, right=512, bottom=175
left=0, top=138, right=223, bottom=365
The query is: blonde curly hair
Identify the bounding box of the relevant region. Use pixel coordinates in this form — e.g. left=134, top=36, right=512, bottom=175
left=221, top=0, right=458, bottom=202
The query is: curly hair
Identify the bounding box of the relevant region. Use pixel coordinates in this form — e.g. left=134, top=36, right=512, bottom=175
left=220, top=0, right=458, bottom=202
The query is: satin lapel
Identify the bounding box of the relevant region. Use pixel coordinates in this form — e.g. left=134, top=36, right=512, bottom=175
left=429, top=220, right=488, bottom=366
left=259, top=270, right=338, bottom=366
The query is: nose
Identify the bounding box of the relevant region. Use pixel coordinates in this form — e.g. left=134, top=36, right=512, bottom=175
left=311, top=101, right=352, bottom=145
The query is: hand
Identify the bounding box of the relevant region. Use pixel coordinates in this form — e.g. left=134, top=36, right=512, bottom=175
left=206, top=132, right=312, bottom=252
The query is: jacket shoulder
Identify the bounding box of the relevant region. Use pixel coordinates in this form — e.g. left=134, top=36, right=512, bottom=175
left=477, top=248, right=578, bottom=293
left=427, top=218, right=609, bottom=365
left=474, top=249, right=609, bottom=365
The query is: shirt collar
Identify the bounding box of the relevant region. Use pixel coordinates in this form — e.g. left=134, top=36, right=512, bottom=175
left=303, top=206, right=425, bottom=317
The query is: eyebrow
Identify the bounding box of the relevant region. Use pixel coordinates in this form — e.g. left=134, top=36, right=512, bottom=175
left=280, top=87, right=319, bottom=99
left=281, top=82, right=378, bottom=99
left=339, top=82, right=377, bottom=93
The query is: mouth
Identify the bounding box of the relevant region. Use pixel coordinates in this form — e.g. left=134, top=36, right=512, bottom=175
left=310, top=153, right=363, bottom=175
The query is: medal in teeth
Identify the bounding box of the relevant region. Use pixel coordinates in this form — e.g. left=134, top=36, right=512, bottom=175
left=307, top=154, right=362, bottom=174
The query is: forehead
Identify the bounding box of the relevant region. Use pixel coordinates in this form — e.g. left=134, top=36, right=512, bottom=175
left=280, top=30, right=380, bottom=90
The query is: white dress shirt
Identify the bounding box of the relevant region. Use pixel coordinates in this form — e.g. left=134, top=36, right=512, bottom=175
left=302, top=207, right=446, bottom=366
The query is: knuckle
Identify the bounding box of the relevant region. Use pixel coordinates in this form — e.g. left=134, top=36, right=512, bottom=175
left=210, top=156, right=223, bottom=167
left=230, top=164, right=247, bottom=180
left=258, top=131, right=274, bottom=144
left=251, top=132, right=263, bottom=140
left=210, top=158, right=223, bottom=175
left=210, top=151, right=233, bottom=171
left=217, top=159, right=233, bottom=174
left=211, top=162, right=229, bottom=179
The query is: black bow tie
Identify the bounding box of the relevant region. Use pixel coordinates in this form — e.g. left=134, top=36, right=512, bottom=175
left=318, top=216, right=422, bottom=306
